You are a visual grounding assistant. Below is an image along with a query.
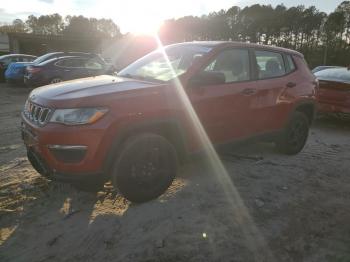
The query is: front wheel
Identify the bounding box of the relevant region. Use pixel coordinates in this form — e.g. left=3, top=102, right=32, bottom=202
left=276, top=112, right=309, bottom=155
left=112, top=133, right=178, bottom=203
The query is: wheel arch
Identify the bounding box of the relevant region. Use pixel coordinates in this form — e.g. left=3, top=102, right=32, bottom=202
left=290, top=100, right=316, bottom=125
left=103, top=118, right=189, bottom=176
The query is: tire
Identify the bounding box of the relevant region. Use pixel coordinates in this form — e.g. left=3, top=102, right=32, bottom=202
left=276, top=112, right=309, bottom=155
left=50, top=77, right=62, bottom=84
left=112, top=133, right=178, bottom=203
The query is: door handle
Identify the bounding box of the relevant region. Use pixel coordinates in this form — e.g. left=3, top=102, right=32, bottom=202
left=286, top=82, right=296, bottom=88
left=241, top=88, right=257, bottom=95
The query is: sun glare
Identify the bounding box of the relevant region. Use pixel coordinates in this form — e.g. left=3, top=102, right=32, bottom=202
left=127, top=18, right=163, bottom=36
left=153, top=35, right=275, bottom=260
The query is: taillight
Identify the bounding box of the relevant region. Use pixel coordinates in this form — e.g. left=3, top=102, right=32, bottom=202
left=27, top=66, right=42, bottom=74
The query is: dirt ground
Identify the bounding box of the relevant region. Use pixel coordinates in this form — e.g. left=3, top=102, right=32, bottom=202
left=0, top=83, right=349, bottom=262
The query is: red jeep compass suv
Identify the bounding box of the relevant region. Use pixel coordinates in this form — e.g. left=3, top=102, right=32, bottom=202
left=21, top=42, right=317, bottom=202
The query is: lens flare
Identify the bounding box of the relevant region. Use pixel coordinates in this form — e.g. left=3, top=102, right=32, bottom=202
left=153, top=35, right=275, bottom=260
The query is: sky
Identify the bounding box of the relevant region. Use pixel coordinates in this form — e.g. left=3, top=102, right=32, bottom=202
left=0, top=0, right=345, bottom=34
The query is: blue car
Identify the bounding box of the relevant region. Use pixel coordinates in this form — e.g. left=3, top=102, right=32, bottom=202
left=24, top=55, right=110, bottom=87
left=0, top=54, right=37, bottom=82
left=5, top=52, right=107, bottom=85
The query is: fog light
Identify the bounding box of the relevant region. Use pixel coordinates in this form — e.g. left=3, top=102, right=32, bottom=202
left=48, top=145, right=87, bottom=163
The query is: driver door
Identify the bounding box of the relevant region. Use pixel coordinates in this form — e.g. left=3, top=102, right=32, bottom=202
left=187, top=48, right=258, bottom=144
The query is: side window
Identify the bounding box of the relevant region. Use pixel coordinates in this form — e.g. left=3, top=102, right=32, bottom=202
left=57, top=59, right=86, bottom=68
left=204, top=49, right=250, bottom=83
left=255, top=50, right=286, bottom=79
left=11, top=57, right=19, bottom=63
left=286, top=55, right=296, bottom=73
left=55, top=59, right=69, bottom=67
left=2, top=58, right=11, bottom=66
left=69, top=59, right=86, bottom=68
left=22, top=57, right=34, bottom=62
left=85, top=60, right=103, bottom=70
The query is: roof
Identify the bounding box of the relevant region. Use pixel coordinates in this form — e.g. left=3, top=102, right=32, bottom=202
left=0, top=54, right=37, bottom=59
left=169, top=41, right=303, bottom=57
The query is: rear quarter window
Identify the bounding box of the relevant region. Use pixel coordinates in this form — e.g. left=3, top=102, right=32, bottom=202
left=285, top=55, right=296, bottom=73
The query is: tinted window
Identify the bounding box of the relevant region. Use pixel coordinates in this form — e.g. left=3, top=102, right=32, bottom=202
left=69, top=59, right=86, bottom=68
left=286, top=55, right=296, bottom=73
left=55, top=59, right=69, bottom=67
left=204, top=49, right=250, bottom=83
left=255, top=50, right=285, bottom=79
left=22, top=57, right=35, bottom=62
left=11, top=57, right=20, bottom=62
left=1, top=58, right=12, bottom=66
left=85, top=60, right=103, bottom=70
left=56, top=58, right=86, bottom=68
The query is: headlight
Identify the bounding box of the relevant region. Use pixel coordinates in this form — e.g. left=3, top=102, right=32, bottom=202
left=49, top=107, right=108, bottom=125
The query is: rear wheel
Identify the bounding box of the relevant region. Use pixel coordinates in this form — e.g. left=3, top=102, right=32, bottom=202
left=50, top=77, right=62, bottom=84
left=112, top=133, right=178, bottom=203
left=276, top=112, right=309, bottom=155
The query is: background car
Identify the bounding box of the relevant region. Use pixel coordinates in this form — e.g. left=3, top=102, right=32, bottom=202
left=5, top=52, right=109, bottom=85
left=312, top=65, right=342, bottom=74
left=24, top=55, right=110, bottom=86
left=315, top=67, right=350, bottom=119
left=0, top=54, right=36, bottom=82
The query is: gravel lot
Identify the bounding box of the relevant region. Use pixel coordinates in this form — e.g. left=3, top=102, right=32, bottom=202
left=0, top=83, right=349, bottom=262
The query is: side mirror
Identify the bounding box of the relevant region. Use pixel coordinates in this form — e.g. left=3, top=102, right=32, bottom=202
left=188, top=71, right=226, bottom=88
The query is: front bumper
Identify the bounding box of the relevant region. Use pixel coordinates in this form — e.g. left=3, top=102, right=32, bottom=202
left=21, top=112, right=113, bottom=178
left=27, top=148, right=104, bottom=182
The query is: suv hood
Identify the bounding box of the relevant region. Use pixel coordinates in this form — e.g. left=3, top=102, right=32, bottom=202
left=30, top=75, right=163, bottom=105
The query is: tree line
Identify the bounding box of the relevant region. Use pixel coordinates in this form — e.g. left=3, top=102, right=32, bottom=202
left=158, top=2, right=350, bottom=67
left=1, top=2, right=349, bottom=67
left=0, top=14, right=121, bottom=38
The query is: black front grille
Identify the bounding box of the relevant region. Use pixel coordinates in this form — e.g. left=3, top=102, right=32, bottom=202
left=23, top=100, right=52, bottom=126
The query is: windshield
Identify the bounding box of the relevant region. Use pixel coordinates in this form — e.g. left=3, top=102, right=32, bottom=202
left=33, top=53, right=59, bottom=64
left=118, top=45, right=212, bottom=82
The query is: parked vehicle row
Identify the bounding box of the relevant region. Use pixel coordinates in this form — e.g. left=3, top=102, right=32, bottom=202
left=3, top=52, right=115, bottom=86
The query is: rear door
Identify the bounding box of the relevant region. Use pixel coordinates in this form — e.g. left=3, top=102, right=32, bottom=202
left=55, top=58, right=89, bottom=80
left=252, top=50, right=292, bottom=133
left=187, top=48, right=259, bottom=144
